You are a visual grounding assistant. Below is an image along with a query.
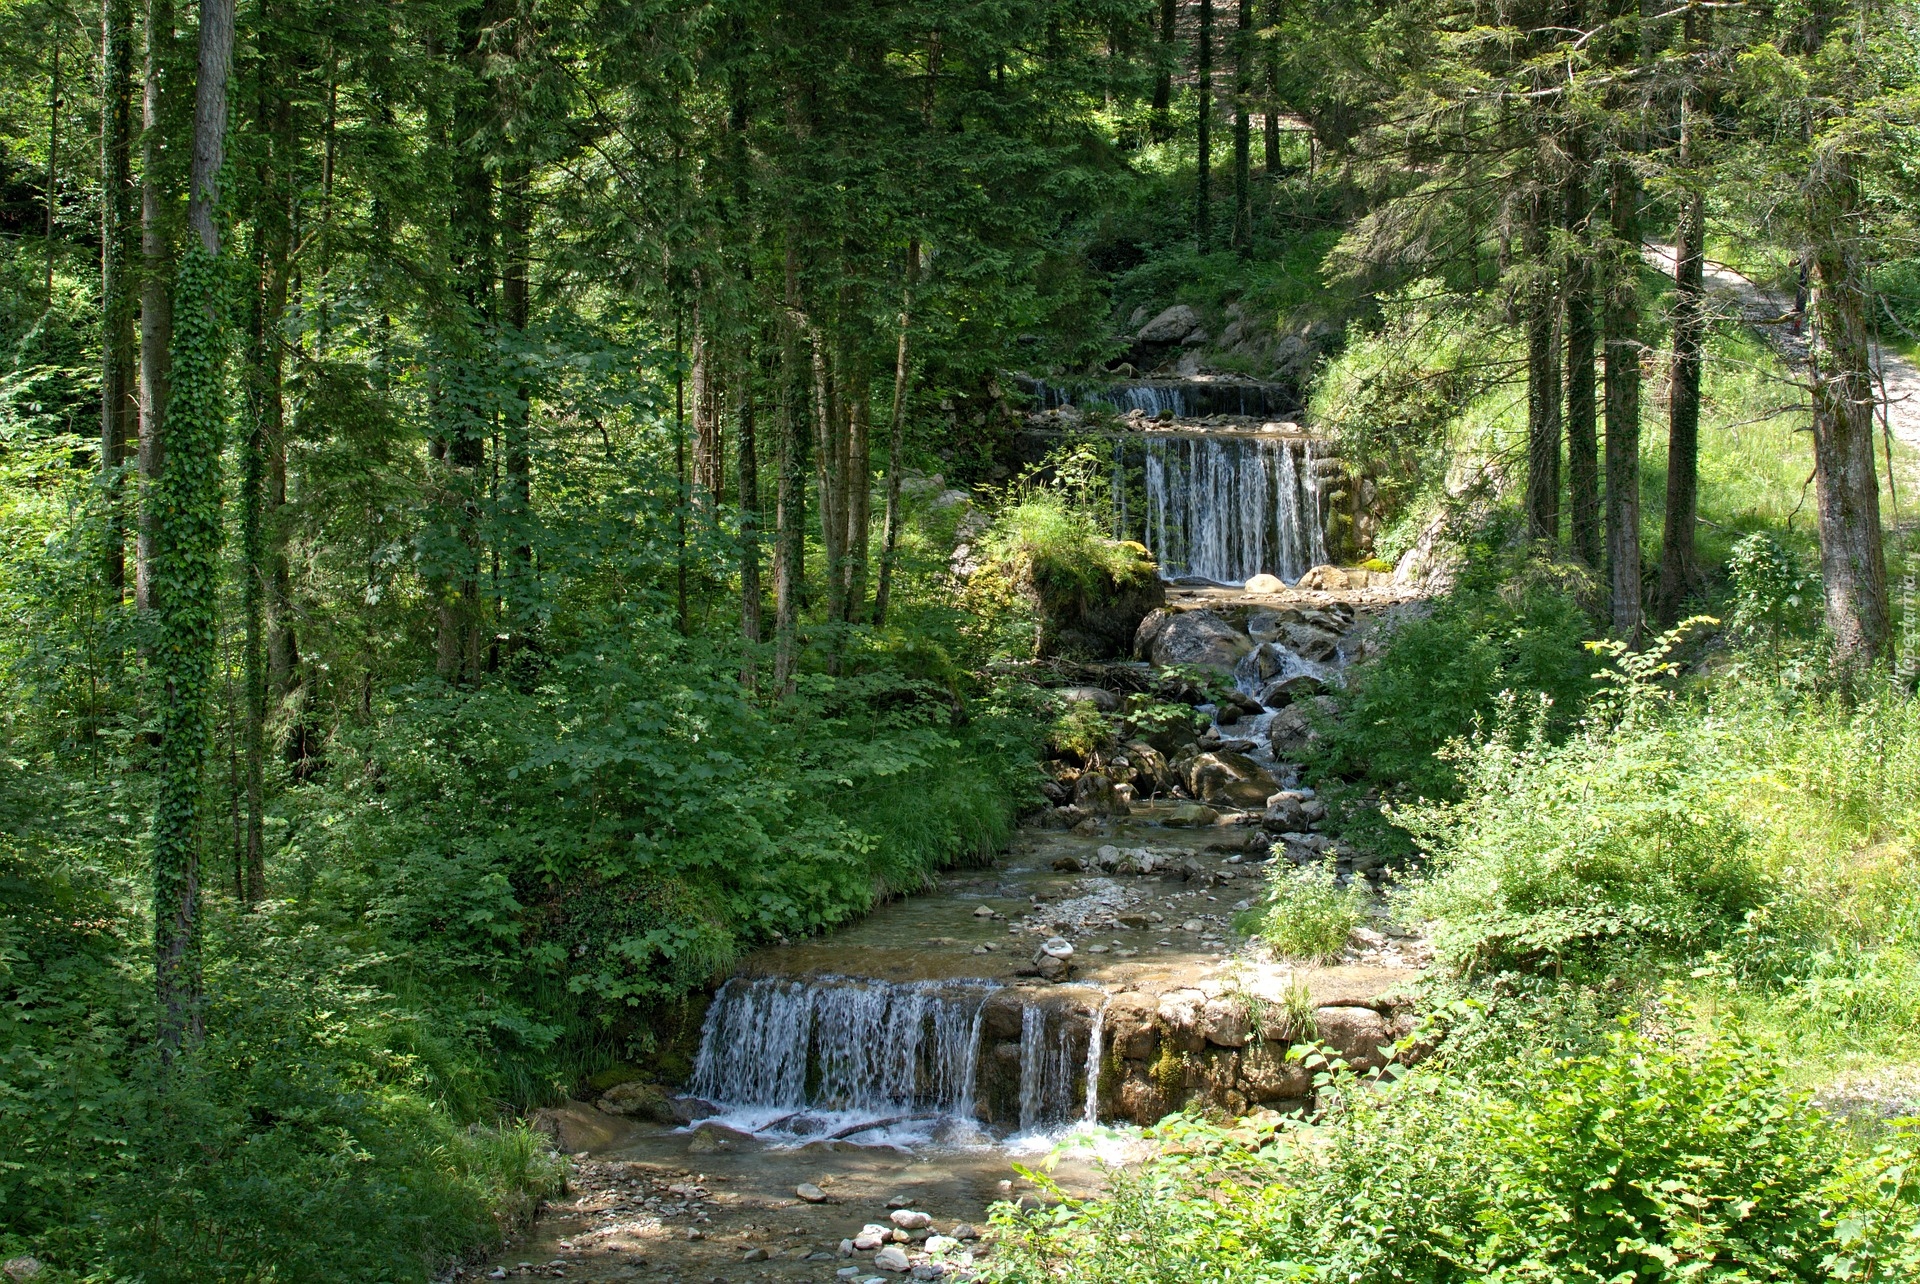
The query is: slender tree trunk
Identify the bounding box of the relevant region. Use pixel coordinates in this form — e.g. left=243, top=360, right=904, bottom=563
left=675, top=307, right=690, bottom=636
left=874, top=239, right=919, bottom=630
left=1807, top=148, right=1890, bottom=667
left=1563, top=130, right=1601, bottom=567
left=45, top=39, right=60, bottom=307
left=501, top=160, right=534, bottom=644
left=1232, top=0, right=1252, bottom=250
left=774, top=243, right=804, bottom=694
left=154, top=0, right=233, bottom=1056
left=1523, top=177, right=1562, bottom=546
left=1195, top=0, right=1213, bottom=251
left=1603, top=154, right=1643, bottom=640
left=1658, top=120, right=1704, bottom=622
left=136, top=0, right=177, bottom=615
left=737, top=348, right=762, bottom=685
left=1263, top=0, right=1281, bottom=173
left=812, top=321, right=845, bottom=627
left=1151, top=0, right=1175, bottom=142
left=101, top=0, right=136, bottom=600
left=844, top=363, right=872, bottom=621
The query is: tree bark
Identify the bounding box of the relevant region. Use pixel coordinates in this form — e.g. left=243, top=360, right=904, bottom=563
left=843, top=363, right=872, bottom=621
left=136, top=0, right=177, bottom=615
left=1263, top=0, right=1281, bottom=173
left=1195, top=0, right=1213, bottom=251
left=1562, top=128, right=1601, bottom=567
left=773, top=242, right=805, bottom=694
left=501, top=159, right=534, bottom=644
left=1658, top=119, right=1704, bottom=623
left=101, top=0, right=136, bottom=600
left=1523, top=176, right=1562, bottom=546
left=1151, top=0, right=1175, bottom=142
left=45, top=38, right=60, bottom=307
left=874, top=239, right=919, bottom=629
left=1602, top=153, right=1643, bottom=640
left=737, top=349, right=762, bottom=686
left=1806, top=148, right=1890, bottom=667
left=1232, top=0, right=1252, bottom=250
left=154, top=0, right=233, bottom=1056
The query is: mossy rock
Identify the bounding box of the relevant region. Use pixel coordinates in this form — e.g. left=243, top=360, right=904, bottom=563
left=586, top=1063, right=651, bottom=1094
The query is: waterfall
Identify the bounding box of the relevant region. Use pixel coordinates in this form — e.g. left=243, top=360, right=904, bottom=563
left=1082, top=997, right=1111, bottom=1126
left=1017, top=1004, right=1084, bottom=1132
left=1140, top=435, right=1326, bottom=585
left=1020, top=377, right=1296, bottom=419
left=689, top=976, right=995, bottom=1129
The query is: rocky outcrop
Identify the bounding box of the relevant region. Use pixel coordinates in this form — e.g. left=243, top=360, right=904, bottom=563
left=1137, top=609, right=1254, bottom=670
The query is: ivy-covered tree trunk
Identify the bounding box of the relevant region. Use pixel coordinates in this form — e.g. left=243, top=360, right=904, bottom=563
left=136, top=0, right=179, bottom=615
left=100, top=0, right=136, bottom=600
left=501, top=159, right=535, bottom=645
left=153, top=0, right=233, bottom=1054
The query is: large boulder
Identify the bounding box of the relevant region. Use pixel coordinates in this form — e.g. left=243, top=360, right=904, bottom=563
left=529, top=1100, right=641, bottom=1154
left=1148, top=610, right=1253, bottom=671
left=1188, top=751, right=1276, bottom=808
left=1073, top=770, right=1130, bottom=817
left=597, top=1080, right=678, bottom=1123
left=1269, top=697, right=1339, bottom=756
left=1313, top=1006, right=1395, bottom=1071
left=1136, top=304, right=1202, bottom=343
left=1121, top=740, right=1180, bottom=794
left=1295, top=564, right=1349, bottom=591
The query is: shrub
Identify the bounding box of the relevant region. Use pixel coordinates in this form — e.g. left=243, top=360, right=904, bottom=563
left=1243, top=859, right=1370, bottom=963
left=989, top=1021, right=1920, bottom=1283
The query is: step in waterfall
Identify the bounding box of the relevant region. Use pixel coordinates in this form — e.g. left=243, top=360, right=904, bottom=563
left=1136, top=434, right=1329, bottom=585
left=685, top=975, right=1101, bottom=1147
left=1021, top=376, right=1297, bottom=419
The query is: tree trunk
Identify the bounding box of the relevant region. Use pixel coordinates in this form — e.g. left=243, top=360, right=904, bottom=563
left=1562, top=130, right=1601, bottom=567
left=1195, top=0, right=1213, bottom=251
left=1232, top=0, right=1252, bottom=250
left=1523, top=177, right=1562, bottom=546
left=101, top=0, right=135, bottom=600
left=773, top=243, right=804, bottom=694
left=1658, top=120, right=1704, bottom=623
left=737, top=348, right=762, bottom=686
left=874, top=239, right=919, bottom=630
left=501, top=159, right=534, bottom=644
left=1263, top=0, right=1281, bottom=173
left=1151, top=0, right=1175, bottom=142
left=1602, top=154, right=1643, bottom=640
left=843, top=364, right=872, bottom=621
left=153, top=0, right=233, bottom=1056
left=45, top=39, right=60, bottom=307
left=136, top=0, right=178, bottom=615
left=1807, top=148, right=1890, bottom=667
left=812, top=320, right=845, bottom=627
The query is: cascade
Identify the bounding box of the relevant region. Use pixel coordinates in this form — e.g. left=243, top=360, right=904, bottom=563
left=1082, top=996, right=1112, bottom=1126
left=1017, top=1003, right=1084, bottom=1132
left=1022, top=377, right=1296, bottom=419
left=1140, top=435, right=1328, bottom=585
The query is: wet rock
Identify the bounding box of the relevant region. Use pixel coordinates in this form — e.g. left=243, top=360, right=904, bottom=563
left=874, top=1245, right=913, bottom=1273
left=1257, top=671, right=1327, bottom=706
left=890, top=1210, right=934, bottom=1231
left=744, top=1247, right=769, bottom=1262
left=1263, top=790, right=1310, bottom=832
left=1164, top=802, right=1220, bottom=827
left=596, top=1079, right=676, bottom=1122
left=685, top=1122, right=757, bottom=1154
left=1073, top=771, right=1130, bottom=817
left=1188, top=751, right=1275, bottom=808
left=1149, top=610, right=1254, bottom=671
left=1246, top=608, right=1305, bottom=643
left=1051, top=853, right=1085, bottom=872
left=1282, top=622, right=1343, bottom=663
left=1269, top=698, right=1338, bottom=756
left=972, top=904, right=996, bottom=917
left=1121, top=739, right=1180, bottom=792
left=796, top=1182, right=829, bottom=1203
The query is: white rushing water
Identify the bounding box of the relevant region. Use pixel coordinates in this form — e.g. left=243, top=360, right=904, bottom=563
left=1142, top=435, right=1328, bottom=584
left=688, top=975, right=995, bottom=1145
left=1017, top=1003, right=1083, bottom=1134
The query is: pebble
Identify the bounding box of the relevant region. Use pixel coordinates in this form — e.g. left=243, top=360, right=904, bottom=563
left=972, top=905, right=994, bottom=917
left=1181, top=919, right=1205, bottom=932
left=889, top=1209, right=934, bottom=1230
left=874, top=1244, right=913, bottom=1272
left=743, top=1247, right=768, bottom=1262
left=796, top=1182, right=828, bottom=1202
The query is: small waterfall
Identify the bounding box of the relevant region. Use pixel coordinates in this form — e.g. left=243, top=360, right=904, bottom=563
left=1017, top=1004, right=1084, bottom=1132
left=1020, top=377, right=1295, bottom=419
left=689, top=976, right=995, bottom=1132
left=1082, top=997, right=1112, bottom=1126
left=1141, top=435, right=1327, bottom=585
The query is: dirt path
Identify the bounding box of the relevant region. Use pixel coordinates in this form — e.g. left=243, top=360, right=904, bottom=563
left=1644, top=244, right=1920, bottom=505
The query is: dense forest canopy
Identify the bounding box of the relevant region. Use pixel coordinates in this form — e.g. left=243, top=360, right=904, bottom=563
left=3, top=0, right=1920, bottom=1278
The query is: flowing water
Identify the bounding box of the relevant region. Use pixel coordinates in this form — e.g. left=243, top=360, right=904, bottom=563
left=1023, top=376, right=1297, bottom=418
left=1140, top=434, right=1328, bottom=584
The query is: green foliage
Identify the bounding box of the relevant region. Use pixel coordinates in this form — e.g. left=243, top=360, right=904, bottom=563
left=1241, top=859, right=1369, bottom=964
left=1311, top=548, right=1599, bottom=803
left=990, top=1021, right=1920, bottom=1283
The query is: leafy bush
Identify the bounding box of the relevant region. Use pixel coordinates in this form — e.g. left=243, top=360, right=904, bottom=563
left=1242, top=859, right=1370, bottom=963
left=1310, top=551, right=1598, bottom=802
left=990, top=1021, right=1920, bottom=1283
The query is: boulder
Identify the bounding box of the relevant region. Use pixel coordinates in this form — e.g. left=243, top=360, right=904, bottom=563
left=1132, top=608, right=1175, bottom=660
left=1244, top=573, right=1285, bottom=594
left=890, top=1210, right=935, bottom=1231
left=1282, top=622, right=1342, bottom=663
left=1314, top=1006, right=1395, bottom=1071
left=1269, top=698, right=1338, bottom=756
left=1136, top=304, right=1202, bottom=343
left=1057, top=684, right=1121, bottom=713
left=1188, top=751, right=1276, bottom=809
left=1239, top=1045, right=1313, bottom=1102
left=1073, top=771, right=1129, bottom=817
left=1149, top=610, right=1253, bottom=671
left=874, top=1244, right=913, bottom=1273
left=796, top=1182, right=829, bottom=1203
left=1122, top=740, right=1179, bottom=794
left=1105, top=993, right=1161, bottom=1060
left=528, top=1100, right=639, bottom=1154
left=1200, top=997, right=1252, bottom=1047
left=1294, top=564, right=1349, bottom=591
left=1262, top=790, right=1311, bottom=832
left=597, top=1079, right=677, bottom=1123
left=686, top=1122, right=758, bottom=1154
left=1246, top=608, right=1304, bottom=643
left=1164, top=802, right=1220, bottom=827
left=1258, top=672, right=1327, bottom=706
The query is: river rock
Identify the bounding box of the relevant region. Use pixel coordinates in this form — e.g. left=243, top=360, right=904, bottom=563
left=1294, top=564, right=1348, bottom=591
left=528, top=1100, right=638, bottom=1153
left=1246, top=608, right=1304, bottom=643
left=1314, top=1006, right=1394, bottom=1070
left=1057, top=684, right=1121, bottom=712
left=925, top=1235, right=959, bottom=1255
left=1136, top=303, right=1201, bottom=343
left=1073, top=770, right=1129, bottom=817
left=1263, top=789, right=1310, bottom=831
left=596, top=1079, right=676, bottom=1122
left=1269, top=699, right=1335, bottom=756
left=1200, top=997, right=1252, bottom=1047
left=890, top=1209, right=934, bottom=1230
left=1244, top=573, right=1285, bottom=593
left=1039, top=937, right=1075, bottom=959
left=1259, top=671, right=1327, bottom=705
left=1164, top=802, right=1219, bottom=827
left=874, top=1245, right=912, bottom=1272
left=797, top=1182, right=828, bottom=1203
left=854, top=1227, right=889, bottom=1251
left=1122, top=740, right=1179, bottom=793
left=1188, top=751, right=1275, bottom=808
left=686, top=1122, right=757, bottom=1154
left=1148, top=610, right=1254, bottom=671
left=1282, top=622, right=1343, bottom=663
